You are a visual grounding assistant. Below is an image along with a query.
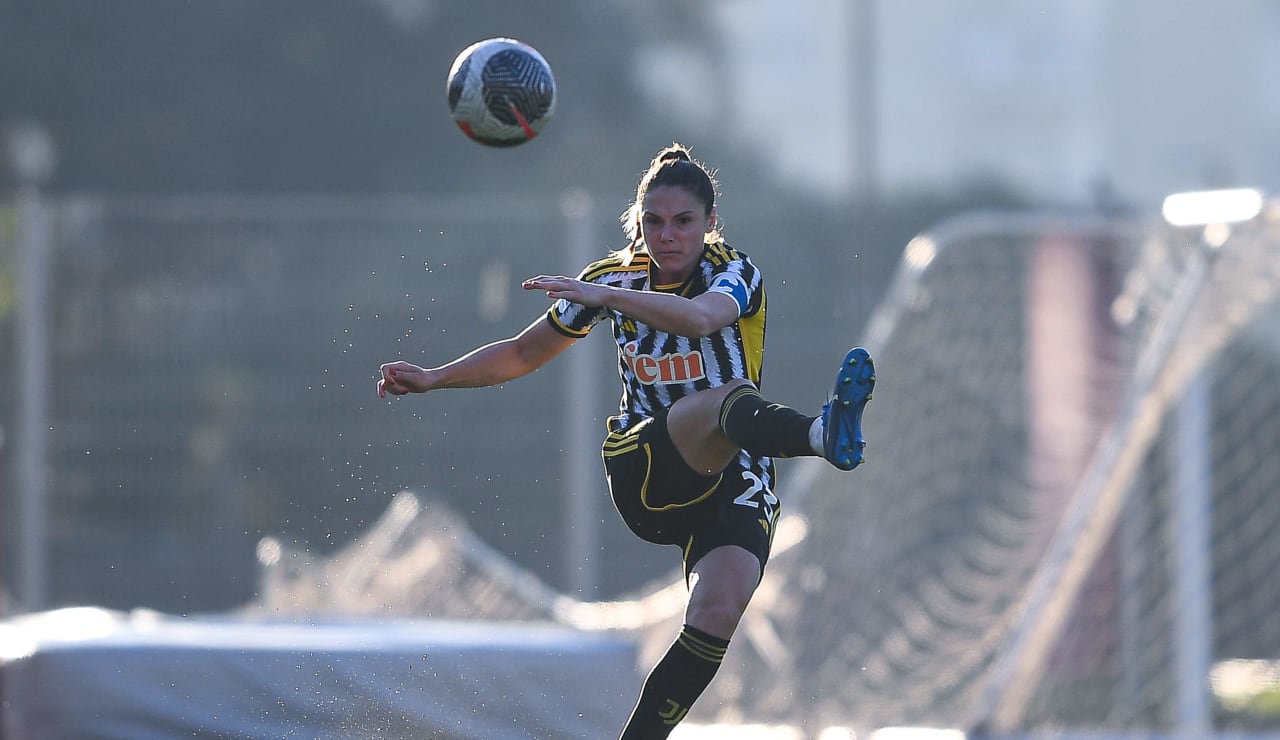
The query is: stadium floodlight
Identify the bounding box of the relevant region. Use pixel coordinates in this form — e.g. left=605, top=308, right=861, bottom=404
left=1161, top=188, right=1264, bottom=227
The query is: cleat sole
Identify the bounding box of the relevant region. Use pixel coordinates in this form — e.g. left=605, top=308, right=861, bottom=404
left=822, top=347, right=876, bottom=471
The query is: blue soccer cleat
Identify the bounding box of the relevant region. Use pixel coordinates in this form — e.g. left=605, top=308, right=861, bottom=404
left=821, top=347, right=876, bottom=470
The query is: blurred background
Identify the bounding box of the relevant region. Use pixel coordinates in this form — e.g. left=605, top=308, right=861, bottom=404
left=2, top=1, right=1280, bottom=736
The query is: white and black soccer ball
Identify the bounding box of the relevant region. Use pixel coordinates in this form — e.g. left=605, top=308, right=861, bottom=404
left=446, top=38, right=556, bottom=148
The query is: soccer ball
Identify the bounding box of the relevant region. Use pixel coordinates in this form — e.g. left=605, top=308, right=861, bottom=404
left=446, top=38, right=556, bottom=147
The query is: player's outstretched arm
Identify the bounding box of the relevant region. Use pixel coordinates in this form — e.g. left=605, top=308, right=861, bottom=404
left=523, top=275, right=739, bottom=338
left=377, top=317, right=575, bottom=398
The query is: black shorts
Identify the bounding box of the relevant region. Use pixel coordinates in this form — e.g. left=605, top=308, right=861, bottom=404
left=601, top=409, right=780, bottom=580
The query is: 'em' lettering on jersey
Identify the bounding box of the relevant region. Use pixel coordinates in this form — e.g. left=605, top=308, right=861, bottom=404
left=623, top=341, right=706, bottom=385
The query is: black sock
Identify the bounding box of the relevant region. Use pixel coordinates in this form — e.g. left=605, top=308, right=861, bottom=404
left=619, top=624, right=729, bottom=739
left=718, top=385, right=817, bottom=458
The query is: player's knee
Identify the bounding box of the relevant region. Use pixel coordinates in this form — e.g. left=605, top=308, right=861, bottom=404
left=686, top=591, right=752, bottom=637
left=719, top=378, right=756, bottom=398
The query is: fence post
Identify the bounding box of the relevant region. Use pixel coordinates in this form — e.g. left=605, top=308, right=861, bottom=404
left=16, top=184, right=53, bottom=613
left=561, top=189, right=602, bottom=597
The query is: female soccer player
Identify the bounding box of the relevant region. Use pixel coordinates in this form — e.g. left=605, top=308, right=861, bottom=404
left=376, top=144, right=875, bottom=739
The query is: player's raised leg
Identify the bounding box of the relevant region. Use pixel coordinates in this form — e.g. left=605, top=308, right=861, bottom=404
left=715, top=347, right=876, bottom=470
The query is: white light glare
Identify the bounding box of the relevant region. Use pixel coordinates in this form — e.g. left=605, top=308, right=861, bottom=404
left=904, top=236, right=937, bottom=271
left=865, top=727, right=962, bottom=737
left=869, top=729, right=965, bottom=740
left=1161, top=188, right=1264, bottom=227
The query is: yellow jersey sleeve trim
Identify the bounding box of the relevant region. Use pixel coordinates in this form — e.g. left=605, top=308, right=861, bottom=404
left=739, top=290, right=766, bottom=383
left=545, top=309, right=591, bottom=338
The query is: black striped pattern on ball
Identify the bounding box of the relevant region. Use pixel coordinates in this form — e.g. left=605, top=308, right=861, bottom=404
left=480, top=49, right=554, bottom=128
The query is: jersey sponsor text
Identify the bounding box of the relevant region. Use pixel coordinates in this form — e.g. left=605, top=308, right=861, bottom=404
left=623, top=341, right=706, bottom=385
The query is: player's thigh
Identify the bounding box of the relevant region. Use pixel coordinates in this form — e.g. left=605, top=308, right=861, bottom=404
left=666, top=380, right=754, bottom=475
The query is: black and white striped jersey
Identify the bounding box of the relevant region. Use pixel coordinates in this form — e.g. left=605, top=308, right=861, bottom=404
left=545, top=240, right=768, bottom=435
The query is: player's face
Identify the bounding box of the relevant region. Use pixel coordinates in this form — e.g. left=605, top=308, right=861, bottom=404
left=640, top=185, right=715, bottom=284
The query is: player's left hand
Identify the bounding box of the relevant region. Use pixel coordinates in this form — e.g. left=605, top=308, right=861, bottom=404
left=523, top=275, right=610, bottom=308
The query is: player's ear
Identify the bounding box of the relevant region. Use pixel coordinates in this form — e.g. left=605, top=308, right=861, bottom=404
left=706, top=208, right=718, bottom=234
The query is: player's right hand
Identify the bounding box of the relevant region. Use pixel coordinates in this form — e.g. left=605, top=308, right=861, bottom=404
left=378, top=361, right=426, bottom=398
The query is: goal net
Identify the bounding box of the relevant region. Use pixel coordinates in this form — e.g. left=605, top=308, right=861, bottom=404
left=704, top=205, right=1280, bottom=736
